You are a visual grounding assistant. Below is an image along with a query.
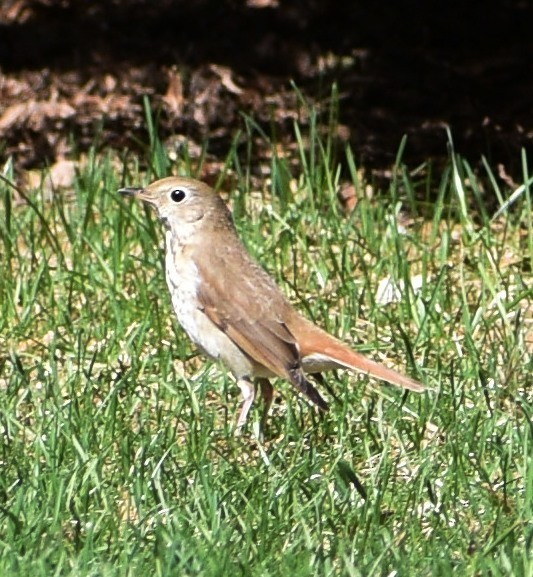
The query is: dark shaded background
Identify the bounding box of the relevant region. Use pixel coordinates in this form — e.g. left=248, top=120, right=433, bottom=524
left=1, top=0, right=531, bottom=177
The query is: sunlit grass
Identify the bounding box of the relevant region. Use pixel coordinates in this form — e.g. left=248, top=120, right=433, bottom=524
left=0, top=118, right=531, bottom=576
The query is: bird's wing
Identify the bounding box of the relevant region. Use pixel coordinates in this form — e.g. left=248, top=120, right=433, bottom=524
left=195, top=251, right=328, bottom=410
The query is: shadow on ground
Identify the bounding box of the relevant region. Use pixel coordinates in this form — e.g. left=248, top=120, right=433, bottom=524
left=1, top=0, right=531, bottom=178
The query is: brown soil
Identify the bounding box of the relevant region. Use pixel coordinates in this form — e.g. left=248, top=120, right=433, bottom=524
left=1, top=0, right=532, bottom=180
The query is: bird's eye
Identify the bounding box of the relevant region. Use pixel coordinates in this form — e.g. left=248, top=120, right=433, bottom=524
left=170, top=189, right=187, bottom=203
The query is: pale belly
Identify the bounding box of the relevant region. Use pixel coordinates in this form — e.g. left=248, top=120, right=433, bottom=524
left=164, top=233, right=257, bottom=379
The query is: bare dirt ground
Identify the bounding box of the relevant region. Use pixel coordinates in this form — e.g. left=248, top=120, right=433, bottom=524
left=1, top=0, right=532, bottom=182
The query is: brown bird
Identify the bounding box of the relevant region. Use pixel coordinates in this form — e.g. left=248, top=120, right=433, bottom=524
left=119, top=177, right=425, bottom=430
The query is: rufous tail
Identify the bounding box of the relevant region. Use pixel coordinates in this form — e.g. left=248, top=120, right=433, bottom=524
left=295, top=321, right=425, bottom=392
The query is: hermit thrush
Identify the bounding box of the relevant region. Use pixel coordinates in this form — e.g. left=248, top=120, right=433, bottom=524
left=119, top=177, right=425, bottom=429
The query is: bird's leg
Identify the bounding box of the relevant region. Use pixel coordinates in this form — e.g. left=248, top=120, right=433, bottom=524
left=235, top=377, right=255, bottom=433
left=258, top=378, right=274, bottom=436
left=235, top=378, right=273, bottom=438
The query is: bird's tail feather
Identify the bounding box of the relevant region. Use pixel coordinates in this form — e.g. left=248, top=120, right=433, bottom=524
left=297, top=323, right=425, bottom=393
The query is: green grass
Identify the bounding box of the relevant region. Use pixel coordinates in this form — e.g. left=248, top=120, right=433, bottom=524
left=0, top=120, right=531, bottom=576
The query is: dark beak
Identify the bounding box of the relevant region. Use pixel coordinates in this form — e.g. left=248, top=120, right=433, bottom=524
left=118, top=187, right=144, bottom=198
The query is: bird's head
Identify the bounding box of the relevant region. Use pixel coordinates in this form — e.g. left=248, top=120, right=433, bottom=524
left=119, top=176, right=231, bottom=233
